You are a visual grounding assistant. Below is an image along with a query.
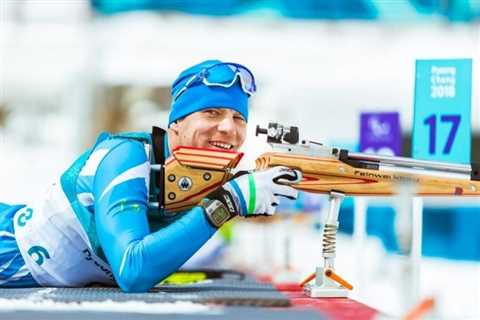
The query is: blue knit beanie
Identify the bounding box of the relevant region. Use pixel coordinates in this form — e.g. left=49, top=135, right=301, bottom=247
left=169, top=60, right=250, bottom=126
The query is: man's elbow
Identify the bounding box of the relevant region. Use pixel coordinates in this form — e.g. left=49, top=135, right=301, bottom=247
left=116, top=267, right=170, bottom=293
left=116, top=242, right=151, bottom=293
left=117, top=278, right=150, bottom=293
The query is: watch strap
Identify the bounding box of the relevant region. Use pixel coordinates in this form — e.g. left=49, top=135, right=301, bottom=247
left=206, top=187, right=238, bottom=216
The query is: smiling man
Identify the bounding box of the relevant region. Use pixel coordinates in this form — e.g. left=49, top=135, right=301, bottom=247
left=0, top=60, right=301, bottom=292
left=169, top=108, right=246, bottom=151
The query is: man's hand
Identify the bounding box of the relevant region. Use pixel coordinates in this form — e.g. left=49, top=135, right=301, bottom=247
left=207, top=166, right=302, bottom=217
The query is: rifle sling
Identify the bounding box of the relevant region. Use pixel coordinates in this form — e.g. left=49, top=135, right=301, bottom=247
left=151, top=126, right=166, bottom=208
left=472, top=163, right=480, bottom=181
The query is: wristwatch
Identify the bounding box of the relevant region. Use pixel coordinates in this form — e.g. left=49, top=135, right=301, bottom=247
left=200, top=199, right=233, bottom=228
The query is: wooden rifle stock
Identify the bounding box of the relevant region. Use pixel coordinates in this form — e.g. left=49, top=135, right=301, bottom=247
left=255, top=152, right=480, bottom=196
left=162, top=146, right=243, bottom=212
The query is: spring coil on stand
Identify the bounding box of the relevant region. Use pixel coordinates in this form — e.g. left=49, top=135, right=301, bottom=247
left=322, top=223, right=337, bottom=256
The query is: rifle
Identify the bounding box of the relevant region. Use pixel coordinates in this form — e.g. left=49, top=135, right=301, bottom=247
left=150, top=122, right=479, bottom=297
left=152, top=122, right=479, bottom=212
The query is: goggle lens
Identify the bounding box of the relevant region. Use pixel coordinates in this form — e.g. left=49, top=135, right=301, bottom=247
left=205, top=63, right=256, bottom=95
left=173, top=62, right=256, bottom=102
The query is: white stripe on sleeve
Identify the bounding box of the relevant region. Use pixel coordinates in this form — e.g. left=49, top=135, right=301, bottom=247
left=80, top=149, right=109, bottom=177
left=100, top=162, right=150, bottom=200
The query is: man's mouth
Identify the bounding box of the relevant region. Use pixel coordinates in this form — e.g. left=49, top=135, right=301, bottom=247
left=209, top=141, right=234, bottom=150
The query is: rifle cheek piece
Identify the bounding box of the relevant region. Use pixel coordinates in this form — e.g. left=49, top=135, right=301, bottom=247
left=162, top=146, right=243, bottom=213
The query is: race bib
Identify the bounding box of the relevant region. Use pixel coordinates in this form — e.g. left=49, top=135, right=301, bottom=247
left=13, top=182, right=115, bottom=287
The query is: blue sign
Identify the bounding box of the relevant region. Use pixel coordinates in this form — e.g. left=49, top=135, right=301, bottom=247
left=412, top=59, right=472, bottom=163
left=360, top=112, right=402, bottom=156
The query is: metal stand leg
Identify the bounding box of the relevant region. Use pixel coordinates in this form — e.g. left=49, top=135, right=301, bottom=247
left=304, top=191, right=349, bottom=298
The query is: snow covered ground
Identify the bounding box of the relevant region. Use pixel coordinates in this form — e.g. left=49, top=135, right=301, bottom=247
left=0, top=297, right=214, bottom=315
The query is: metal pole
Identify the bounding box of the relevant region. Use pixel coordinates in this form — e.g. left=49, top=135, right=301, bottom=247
left=410, top=197, right=423, bottom=303
left=353, top=197, right=367, bottom=294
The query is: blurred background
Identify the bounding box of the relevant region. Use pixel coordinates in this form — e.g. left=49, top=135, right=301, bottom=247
left=1, top=0, right=479, bottom=318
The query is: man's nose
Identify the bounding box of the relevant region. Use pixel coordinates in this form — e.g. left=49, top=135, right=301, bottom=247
left=217, top=116, right=236, bottom=135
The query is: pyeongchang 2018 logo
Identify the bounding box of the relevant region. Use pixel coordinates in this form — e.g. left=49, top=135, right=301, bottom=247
left=368, top=116, right=391, bottom=139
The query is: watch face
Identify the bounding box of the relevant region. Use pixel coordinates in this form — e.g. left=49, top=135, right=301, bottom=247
left=212, top=206, right=230, bottom=225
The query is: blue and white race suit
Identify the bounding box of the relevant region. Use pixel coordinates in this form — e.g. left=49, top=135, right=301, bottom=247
left=0, top=130, right=216, bottom=292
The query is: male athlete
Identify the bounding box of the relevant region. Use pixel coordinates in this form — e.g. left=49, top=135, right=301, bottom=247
left=0, top=60, right=301, bottom=292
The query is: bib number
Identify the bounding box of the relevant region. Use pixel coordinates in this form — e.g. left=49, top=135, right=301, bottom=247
left=28, top=246, right=50, bottom=266
left=17, top=207, right=33, bottom=227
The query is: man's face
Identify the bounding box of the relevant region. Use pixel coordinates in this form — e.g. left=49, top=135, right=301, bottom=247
left=170, top=108, right=247, bottom=151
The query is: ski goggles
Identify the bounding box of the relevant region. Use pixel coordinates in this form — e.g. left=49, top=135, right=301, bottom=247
left=173, top=62, right=256, bottom=102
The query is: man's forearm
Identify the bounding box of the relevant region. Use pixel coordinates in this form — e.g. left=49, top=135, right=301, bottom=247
left=98, top=205, right=216, bottom=293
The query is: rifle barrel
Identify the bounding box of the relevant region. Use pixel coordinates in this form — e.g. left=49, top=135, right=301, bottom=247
left=348, top=152, right=472, bottom=174
left=379, top=164, right=471, bottom=180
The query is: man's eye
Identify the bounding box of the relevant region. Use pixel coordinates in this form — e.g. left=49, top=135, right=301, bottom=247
left=233, top=113, right=246, bottom=121
left=205, top=110, right=220, bottom=117
left=234, top=116, right=246, bottom=122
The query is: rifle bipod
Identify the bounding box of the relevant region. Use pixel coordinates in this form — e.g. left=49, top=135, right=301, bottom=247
left=304, top=191, right=354, bottom=298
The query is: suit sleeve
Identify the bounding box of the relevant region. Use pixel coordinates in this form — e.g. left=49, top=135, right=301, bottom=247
left=93, top=140, right=216, bottom=292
